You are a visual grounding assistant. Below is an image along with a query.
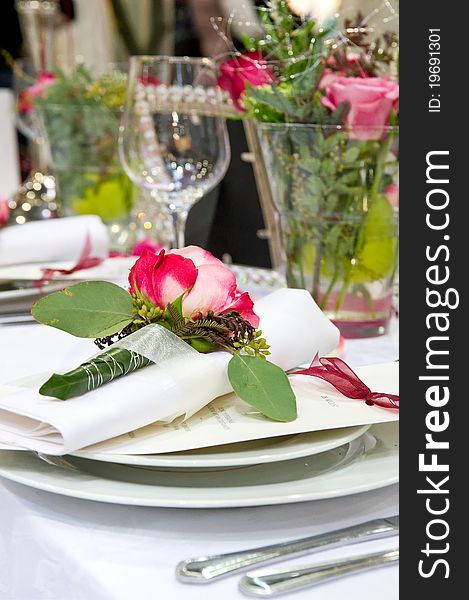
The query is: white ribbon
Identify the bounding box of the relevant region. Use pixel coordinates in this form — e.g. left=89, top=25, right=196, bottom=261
left=113, top=323, right=200, bottom=362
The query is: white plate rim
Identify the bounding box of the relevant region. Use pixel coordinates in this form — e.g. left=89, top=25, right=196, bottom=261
left=0, top=423, right=398, bottom=508
left=72, top=425, right=370, bottom=468
left=0, top=281, right=66, bottom=301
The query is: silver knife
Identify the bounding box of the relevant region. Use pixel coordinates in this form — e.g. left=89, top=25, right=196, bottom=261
left=176, top=515, right=399, bottom=583
left=239, top=547, right=399, bottom=597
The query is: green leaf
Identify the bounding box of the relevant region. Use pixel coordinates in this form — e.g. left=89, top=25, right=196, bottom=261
left=350, top=195, right=398, bottom=283
left=32, top=281, right=134, bottom=338
left=227, top=355, right=297, bottom=422
left=245, top=84, right=305, bottom=120
left=39, top=347, right=152, bottom=400
left=344, top=146, right=360, bottom=164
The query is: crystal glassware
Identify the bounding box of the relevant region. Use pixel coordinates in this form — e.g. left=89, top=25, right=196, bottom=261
left=119, top=56, right=230, bottom=248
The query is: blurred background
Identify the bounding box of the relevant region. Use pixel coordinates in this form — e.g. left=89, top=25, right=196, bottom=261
left=0, top=0, right=398, bottom=268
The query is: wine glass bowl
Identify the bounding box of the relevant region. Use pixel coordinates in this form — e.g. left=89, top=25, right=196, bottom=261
left=119, top=56, right=231, bottom=248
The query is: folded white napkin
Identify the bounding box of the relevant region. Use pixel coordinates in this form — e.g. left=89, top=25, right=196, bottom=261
left=0, top=215, right=109, bottom=267
left=0, top=289, right=339, bottom=455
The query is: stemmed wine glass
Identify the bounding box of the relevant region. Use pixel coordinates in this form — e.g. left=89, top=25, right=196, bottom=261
left=119, top=56, right=231, bottom=249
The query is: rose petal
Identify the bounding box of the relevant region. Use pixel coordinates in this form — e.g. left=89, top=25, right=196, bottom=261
left=217, top=51, right=276, bottom=111
left=132, top=239, right=165, bottom=256
left=320, top=96, right=337, bottom=111
left=128, top=249, right=197, bottom=308
left=169, top=246, right=223, bottom=268
left=182, top=264, right=237, bottom=317
left=321, top=76, right=399, bottom=139
left=222, top=291, right=260, bottom=328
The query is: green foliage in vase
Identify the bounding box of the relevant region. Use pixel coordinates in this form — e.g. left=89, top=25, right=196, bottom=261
left=33, top=65, right=135, bottom=220
left=259, top=125, right=398, bottom=309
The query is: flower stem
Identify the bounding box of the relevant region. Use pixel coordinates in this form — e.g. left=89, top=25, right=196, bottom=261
left=334, top=270, right=352, bottom=313
left=370, top=131, right=394, bottom=202
left=320, top=270, right=339, bottom=310
left=311, top=239, right=323, bottom=302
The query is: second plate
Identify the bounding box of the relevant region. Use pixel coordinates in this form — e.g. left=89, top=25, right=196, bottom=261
left=72, top=425, right=370, bottom=468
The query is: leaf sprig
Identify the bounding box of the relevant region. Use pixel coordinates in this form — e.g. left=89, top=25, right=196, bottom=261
left=164, top=302, right=271, bottom=359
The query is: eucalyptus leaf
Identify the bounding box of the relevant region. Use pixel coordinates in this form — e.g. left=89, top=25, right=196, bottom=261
left=344, top=146, right=360, bottom=163
left=227, top=355, right=297, bottom=422
left=32, top=281, right=134, bottom=338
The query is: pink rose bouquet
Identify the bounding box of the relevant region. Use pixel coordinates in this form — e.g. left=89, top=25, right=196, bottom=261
left=217, top=2, right=399, bottom=326
left=32, top=245, right=296, bottom=421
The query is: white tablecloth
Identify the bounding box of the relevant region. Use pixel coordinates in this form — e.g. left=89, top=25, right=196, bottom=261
left=0, top=324, right=398, bottom=600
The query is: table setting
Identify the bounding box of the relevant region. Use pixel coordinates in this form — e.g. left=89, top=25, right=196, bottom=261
left=0, top=1, right=399, bottom=598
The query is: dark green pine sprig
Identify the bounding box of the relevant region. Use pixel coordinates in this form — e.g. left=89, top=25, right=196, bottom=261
left=166, top=304, right=271, bottom=359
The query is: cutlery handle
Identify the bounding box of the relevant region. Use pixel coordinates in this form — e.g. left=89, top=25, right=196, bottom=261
left=175, top=517, right=399, bottom=583
left=239, top=548, right=399, bottom=597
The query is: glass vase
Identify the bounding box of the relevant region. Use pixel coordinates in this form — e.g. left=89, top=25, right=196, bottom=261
left=257, top=123, right=399, bottom=338
left=38, top=103, right=137, bottom=252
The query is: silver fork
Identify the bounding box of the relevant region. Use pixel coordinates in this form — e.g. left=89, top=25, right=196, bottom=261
left=239, top=547, right=399, bottom=597
left=176, top=516, right=399, bottom=583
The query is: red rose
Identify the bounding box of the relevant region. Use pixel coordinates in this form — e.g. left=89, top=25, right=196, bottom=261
left=129, top=246, right=259, bottom=327
left=217, top=51, right=276, bottom=111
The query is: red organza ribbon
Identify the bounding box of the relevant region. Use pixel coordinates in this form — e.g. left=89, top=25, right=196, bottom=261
left=34, top=234, right=102, bottom=290
left=292, top=356, right=399, bottom=410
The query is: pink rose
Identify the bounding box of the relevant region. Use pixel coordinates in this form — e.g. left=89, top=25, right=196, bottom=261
left=321, top=77, right=399, bottom=140
left=384, top=183, right=399, bottom=208
left=19, top=72, right=56, bottom=113
left=128, top=246, right=259, bottom=327
left=217, top=51, right=276, bottom=111
left=0, top=197, right=9, bottom=227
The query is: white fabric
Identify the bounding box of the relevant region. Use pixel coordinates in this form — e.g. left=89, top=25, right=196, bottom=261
left=0, top=215, right=109, bottom=266
left=0, top=478, right=398, bottom=600
left=0, top=89, right=20, bottom=198
left=0, top=256, right=134, bottom=282
left=0, top=330, right=398, bottom=600
left=0, top=289, right=339, bottom=455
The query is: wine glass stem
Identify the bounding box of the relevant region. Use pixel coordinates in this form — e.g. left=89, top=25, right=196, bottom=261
left=170, top=208, right=188, bottom=249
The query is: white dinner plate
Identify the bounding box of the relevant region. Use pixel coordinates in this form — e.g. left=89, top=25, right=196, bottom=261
left=0, top=280, right=65, bottom=300
left=0, top=422, right=398, bottom=508
left=72, top=425, right=370, bottom=468
left=0, top=281, right=66, bottom=314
